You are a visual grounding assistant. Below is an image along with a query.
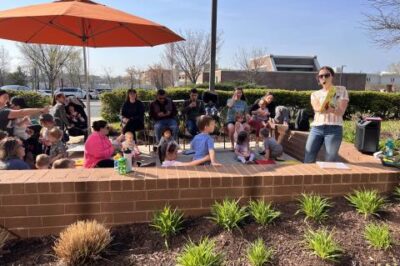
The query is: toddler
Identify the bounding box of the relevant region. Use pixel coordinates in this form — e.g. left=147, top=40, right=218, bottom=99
left=52, top=158, right=76, bottom=169
left=235, top=131, right=255, bottom=164
left=35, top=154, right=50, bottom=169
left=260, top=127, right=283, bottom=160
left=122, top=131, right=140, bottom=158
left=48, top=127, right=67, bottom=163
left=162, top=142, right=210, bottom=167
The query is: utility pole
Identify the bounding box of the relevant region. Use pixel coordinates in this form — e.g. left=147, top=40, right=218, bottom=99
left=339, top=65, right=346, bottom=86
left=209, top=0, right=218, bottom=91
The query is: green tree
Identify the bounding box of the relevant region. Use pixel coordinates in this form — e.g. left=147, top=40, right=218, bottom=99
left=8, top=66, right=27, bottom=86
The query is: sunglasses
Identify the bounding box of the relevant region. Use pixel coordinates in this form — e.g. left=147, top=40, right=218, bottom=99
left=318, top=73, right=331, bottom=79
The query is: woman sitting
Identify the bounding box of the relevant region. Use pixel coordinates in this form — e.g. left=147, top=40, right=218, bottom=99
left=0, top=137, right=30, bottom=170
left=84, top=120, right=115, bottom=168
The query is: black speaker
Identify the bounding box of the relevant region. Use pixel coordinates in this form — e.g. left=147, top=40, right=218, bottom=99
left=355, top=118, right=381, bottom=153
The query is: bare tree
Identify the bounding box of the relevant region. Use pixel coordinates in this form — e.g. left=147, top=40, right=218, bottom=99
left=165, top=30, right=222, bottom=85
left=147, top=64, right=173, bottom=90
left=0, top=46, right=10, bottom=86
left=162, top=43, right=176, bottom=86
left=103, top=67, right=115, bottom=90
left=18, top=44, right=75, bottom=93
left=126, top=66, right=140, bottom=89
left=234, top=47, right=267, bottom=84
left=64, top=49, right=83, bottom=88
left=364, top=0, right=400, bottom=47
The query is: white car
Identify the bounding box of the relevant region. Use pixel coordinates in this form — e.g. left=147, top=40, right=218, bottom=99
left=55, top=87, right=87, bottom=99
left=1, top=85, right=31, bottom=91
left=38, top=89, right=52, bottom=97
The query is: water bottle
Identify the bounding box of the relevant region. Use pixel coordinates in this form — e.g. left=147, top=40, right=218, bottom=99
left=385, top=138, right=394, bottom=157
left=118, top=157, right=127, bottom=175
left=113, top=153, right=121, bottom=171
left=123, top=150, right=133, bottom=173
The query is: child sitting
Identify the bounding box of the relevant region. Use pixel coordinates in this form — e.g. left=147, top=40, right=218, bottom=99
left=121, top=131, right=140, bottom=158
left=48, top=127, right=67, bottom=163
left=234, top=112, right=246, bottom=143
left=249, top=99, right=270, bottom=150
left=190, top=115, right=221, bottom=166
left=158, top=127, right=175, bottom=163
left=235, top=131, right=255, bottom=164
left=260, top=127, right=283, bottom=160
left=162, top=142, right=210, bottom=167
left=39, top=114, right=56, bottom=154
left=52, top=158, right=75, bottom=169
left=35, top=154, right=50, bottom=169
left=10, top=97, right=31, bottom=140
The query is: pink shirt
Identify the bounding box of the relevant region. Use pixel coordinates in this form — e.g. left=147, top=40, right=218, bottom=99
left=84, top=132, right=114, bottom=168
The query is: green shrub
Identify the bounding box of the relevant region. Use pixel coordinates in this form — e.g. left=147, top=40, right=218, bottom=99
left=53, top=220, right=112, bottom=266
left=364, top=223, right=392, bottom=250
left=210, top=199, right=248, bottom=231
left=394, top=186, right=400, bottom=201
left=176, top=238, right=224, bottom=266
left=345, top=189, right=386, bottom=218
left=100, top=87, right=400, bottom=122
left=304, top=228, right=343, bottom=262
left=248, top=200, right=281, bottom=226
left=295, top=194, right=332, bottom=222
left=246, top=238, right=274, bottom=266
left=6, top=90, right=50, bottom=108
left=150, top=205, right=184, bottom=249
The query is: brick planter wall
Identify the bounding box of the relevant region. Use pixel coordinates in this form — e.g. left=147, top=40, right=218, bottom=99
left=0, top=131, right=399, bottom=238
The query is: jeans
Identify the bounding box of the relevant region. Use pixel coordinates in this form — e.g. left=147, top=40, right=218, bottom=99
left=304, top=125, right=343, bottom=163
left=186, top=119, right=199, bottom=136
left=154, top=118, right=178, bottom=143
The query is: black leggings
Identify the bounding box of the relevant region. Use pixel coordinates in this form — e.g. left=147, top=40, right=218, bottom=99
left=95, top=159, right=114, bottom=168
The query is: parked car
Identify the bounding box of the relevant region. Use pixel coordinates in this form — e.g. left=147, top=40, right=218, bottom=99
left=38, top=89, right=52, bottom=97
left=89, top=90, right=99, bottom=100
left=55, top=87, right=87, bottom=99
left=1, top=85, right=31, bottom=91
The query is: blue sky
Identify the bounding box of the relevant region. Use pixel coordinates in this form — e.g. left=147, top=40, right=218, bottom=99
left=0, top=0, right=399, bottom=75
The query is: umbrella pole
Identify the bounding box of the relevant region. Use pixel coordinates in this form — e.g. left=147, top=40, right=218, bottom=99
left=83, top=46, right=91, bottom=133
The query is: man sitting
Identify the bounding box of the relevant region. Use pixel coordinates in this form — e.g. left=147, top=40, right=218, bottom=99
left=149, top=89, right=178, bottom=143
left=182, top=88, right=205, bottom=137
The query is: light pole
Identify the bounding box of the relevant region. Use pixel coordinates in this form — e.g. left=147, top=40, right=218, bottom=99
left=339, top=65, right=346, bottom=86
left=209, top=0, right=218, bottom=91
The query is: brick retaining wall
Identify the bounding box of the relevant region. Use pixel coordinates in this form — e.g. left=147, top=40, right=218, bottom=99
left=0, top=132, right=399, bottom=238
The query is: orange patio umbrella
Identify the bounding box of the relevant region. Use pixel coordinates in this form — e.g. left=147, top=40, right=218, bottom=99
left=0, top=0, right=184, bottom=129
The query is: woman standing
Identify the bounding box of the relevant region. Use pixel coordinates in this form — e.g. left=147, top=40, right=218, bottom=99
left=304, top=66, right=349, bottom=163
left=120, top=89, right=145, bottom=141
left=84, top=120, right=115, bottom=168
left=226, top=87, right=250, bottom=150
left=0, top=137, right=30, bottom=170
left=51, top=93, right=70, bottom=132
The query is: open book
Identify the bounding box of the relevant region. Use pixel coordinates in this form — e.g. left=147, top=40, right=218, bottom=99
left=320, top=86, right=338, bottom=112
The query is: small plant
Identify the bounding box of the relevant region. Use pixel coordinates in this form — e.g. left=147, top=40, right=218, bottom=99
left=345, top=189, right=386, bottom=218
left=394, top=186, right=400, bottom=200
left=150, top=205, right=184, bottom=249
left=176, top=237, right=224, bottom=266
left=53, top=220, right=112, bottom=266
left=246, top=238, right=274, bottom=266
left=364, top=223, right=392, bottom=250
left=210, top=199, right=248, bottom=231
left=295, top=194, right=331, bottom=222
left=248, top=200, right=281, bottom=226
left=304, top=228, right=342, bottom=262
left=0, top=228, right=9, bottom=255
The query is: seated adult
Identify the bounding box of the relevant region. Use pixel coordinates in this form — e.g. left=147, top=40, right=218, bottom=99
left=0, top=89, right=49, bottom=135
left=149, top=89, right=178, bottom=143
left=182, top=88, right=205, bottom=136
left=226, top=87, right=250, bottom=150
left=84, top=120, right=115, bottom=168
left=0, top=137, right=30, bottom=170
left=66, top=104, right=88, bottom=139
left=120, top=89, right=145, bottom=141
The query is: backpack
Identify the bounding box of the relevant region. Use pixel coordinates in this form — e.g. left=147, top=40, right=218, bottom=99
left=295, top=109, right=310, bottom=131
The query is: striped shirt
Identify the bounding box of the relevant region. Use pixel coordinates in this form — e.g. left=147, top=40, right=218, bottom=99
left=311, top=86, right=349, bottom=127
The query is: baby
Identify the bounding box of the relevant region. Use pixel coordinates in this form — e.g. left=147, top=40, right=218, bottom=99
left=121, top=131, right=140, bottom=158
left=235, top=131, right=255, bottom=164
left=52, top=158, right=76, bottom=169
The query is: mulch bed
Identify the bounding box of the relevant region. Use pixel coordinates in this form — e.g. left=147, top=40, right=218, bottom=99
left=1, top=197, right=400, bottom=265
